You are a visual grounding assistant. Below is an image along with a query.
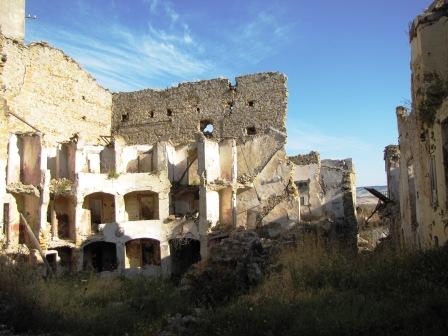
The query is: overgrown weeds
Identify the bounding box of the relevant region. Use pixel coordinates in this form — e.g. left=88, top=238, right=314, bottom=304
left=0, top=257, right=188, bottom=335
left=1, top=240, right=447, bottom=335
left=185, top=244, right=448, bottom=336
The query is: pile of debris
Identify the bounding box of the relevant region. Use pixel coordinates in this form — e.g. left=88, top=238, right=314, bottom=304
left=180, top=229, right=271, bottom=304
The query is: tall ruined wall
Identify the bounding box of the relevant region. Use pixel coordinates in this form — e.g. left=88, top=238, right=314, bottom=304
left=112, top=72, right=287, bottom=145
left=383, top=144, right=402, bottom=245
left=410, top=0, right=448, bottom=115
left=0, top=96, right=8, bottom=237
left=384, top=145, right=400, bottom=202
left=395, top=1, right=448, bottom=249
left=320, top=159, right=357, bottom=219
left=0, top=0, right=25, bottom=41
left=290, top=152, right=324, bottom=220
left=0, top=36, right=112, bottom=145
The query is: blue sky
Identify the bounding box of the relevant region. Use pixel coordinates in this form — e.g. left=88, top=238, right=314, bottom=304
left=25, top=0, right=430, bottom=186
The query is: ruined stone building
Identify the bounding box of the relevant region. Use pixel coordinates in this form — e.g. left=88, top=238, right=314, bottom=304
left=289, top=152, right=357, bottom=239
left=385, top=0, right=448, bottom=249
left=0, top=0, right=357, bottom=276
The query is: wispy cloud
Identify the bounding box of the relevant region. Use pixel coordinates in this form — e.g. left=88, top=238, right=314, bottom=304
left=26, top=1, right=211, bottom=91
left=226, top=11, right=294, bottom=64
left=144, top=0, right=159, bottom=13
left=26, top=0, right=295, bottom=91
left=29, top=27, right=210, bottom=91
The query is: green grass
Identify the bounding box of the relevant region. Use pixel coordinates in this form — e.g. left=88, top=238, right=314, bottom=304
left=1, top=243, right=447, bottom=335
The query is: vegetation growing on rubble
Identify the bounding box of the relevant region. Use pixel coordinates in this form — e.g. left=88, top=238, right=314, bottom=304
left=0, top=243, right=447, bottom=335
left=186, top=245, right=448, bottom=336
left=107, top=169, right=120, bottom=179
left=418, top=72, right=448, bottom=126
left=49, top=178, right=73, bottom=194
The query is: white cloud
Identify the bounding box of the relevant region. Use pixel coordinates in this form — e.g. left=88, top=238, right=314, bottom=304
left=26, top=6, right=212, bottom=91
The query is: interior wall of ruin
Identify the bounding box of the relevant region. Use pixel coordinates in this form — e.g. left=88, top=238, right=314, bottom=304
left=219, top=187, right=233, bottom=226
left=124, top=191, right=159, bottom=221
left=219, top=139, right=235, bottom=181
left=290, top=152, right=357, bottom=233
left=111, top=72, right=287, bottom=146
left=166, top=143, right=199, bottom=185
left=237, top=144, right=299, bottom=229
left=20, top=135, right=41, bottom=186
left=320, top=159, right=355, bottom=220
left=53, top=196, right=75, bottom=239
left=290, top=152, right=324, bottom=220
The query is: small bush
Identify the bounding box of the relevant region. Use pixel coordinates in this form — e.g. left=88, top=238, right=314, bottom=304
left=107, top=169, right=120, bottom=179
left=418, top=72, right=448, bottom=125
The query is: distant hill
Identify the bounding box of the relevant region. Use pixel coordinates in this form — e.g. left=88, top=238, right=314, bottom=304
left=357, top=186, right=387, bottom=205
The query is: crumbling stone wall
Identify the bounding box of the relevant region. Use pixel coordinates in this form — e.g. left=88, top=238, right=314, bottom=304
left=0, top=97, right=8, bottom=237
left=0, top=36, right=112, bottom=146
left=384, top=145, right=400, bottom=202
left=392, top=1, right=448, bottom=250
left=290, top=151, right=323, bottom=220
left=383, top=145, right=401, bottom=245
left=290, top=153, right=358, bottom=242
left=289, top=151, right=320, bottom=166
left=112, top=72, right=287, bottom=145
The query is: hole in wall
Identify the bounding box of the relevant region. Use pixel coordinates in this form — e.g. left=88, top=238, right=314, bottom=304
left=121, top=114, right=129, bottom=122
left=246, top=126, right=257, bottom=135
left=196, top=107, right=200, bottom=113
left=167, top=108, right=173, bottom=117
left=248, top=100, right=255, bottom=107
left=200, top=120, right=214, bottom=137
left=150, top=111, right=155, bottom=118
left=82, top=116, right=86, bottom=121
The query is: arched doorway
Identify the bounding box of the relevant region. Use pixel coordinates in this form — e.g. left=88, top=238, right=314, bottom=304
left=83, top=241, right=117, bottom=272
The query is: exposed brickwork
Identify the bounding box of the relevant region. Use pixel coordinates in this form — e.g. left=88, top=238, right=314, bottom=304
left=112, top=72, right=287, bottom=145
